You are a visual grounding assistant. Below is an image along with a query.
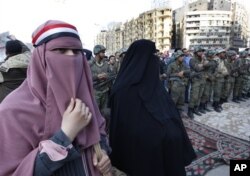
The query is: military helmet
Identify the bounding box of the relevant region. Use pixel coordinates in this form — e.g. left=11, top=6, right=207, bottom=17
left=93, top=45, right=106, bottom=55
left=239, top=50, right=248, bottom=57
left=205, top=50, right=217, bottom=57
left=216, top=48, right=226, bottom=54
left=194, top=46, right=205, bottom=53
left=119, top=47, right=127, bottom=56
left=174, top=50, right=184, bottom=59
left=226, top=50, right=237, bottom=57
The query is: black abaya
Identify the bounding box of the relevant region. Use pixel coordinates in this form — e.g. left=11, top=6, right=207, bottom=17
left=109, top=39, right=196, bottom=176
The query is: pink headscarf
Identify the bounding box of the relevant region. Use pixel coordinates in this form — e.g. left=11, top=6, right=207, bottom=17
left=0, top=20, right=106, bottom=176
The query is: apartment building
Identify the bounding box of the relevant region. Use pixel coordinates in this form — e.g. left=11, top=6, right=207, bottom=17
left=95, top=30, right=107, bottom=49
left=95, top=6, right=172, bottom=54
left=185, top=10, right=231, bottom=49
left=209, top=0, right=231, bottom=10
left=96, top=0, right=249, bottom=52
left=178, top=0, right=249, bottom=49
left=230, top=2, right=249, bottom=47
left=137, top=7, right=172, bottom=50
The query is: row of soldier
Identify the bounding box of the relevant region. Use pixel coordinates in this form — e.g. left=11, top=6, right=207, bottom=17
left=162, top=47, right=250, bottom=119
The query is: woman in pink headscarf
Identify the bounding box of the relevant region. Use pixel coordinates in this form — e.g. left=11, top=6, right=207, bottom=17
left=0, top=20, right=112, bottom=176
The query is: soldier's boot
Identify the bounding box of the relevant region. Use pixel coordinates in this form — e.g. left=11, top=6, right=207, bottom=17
left=238, top=96, right=246, bottom=102
left=218, top=104, right=223, bottom=111
left=232, top=97, right=240, bottom=103
left=222, top=98, right=228, bottom=103
left=242, top=94, right=248, bottom=99
left=204, top=102, right=212, bottom=112
left=213, top=101, right=221, bottom=113
left=187, top=108, right=194, bottom=119
left=198, top=104, right=206, bottom=114
left=247, top=92, right=250, bottom=98
left=218, top=99, right=224, bottom=111
left=193, top=106, right=202, bottom=116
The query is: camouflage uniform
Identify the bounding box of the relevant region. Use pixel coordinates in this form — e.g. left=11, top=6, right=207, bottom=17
left=233, top=52, right=246, bottom=101
left=222, top=50, right=237, bottom=102
left=246, top=53, right=250, bottom=97
left=90, top=45, right=112, bottom=116
left=166, top=51, right=188, bottom=111
left=240, top=51, right=250, bottom=98
left=212, top=49, right=228, bottom=112
left=200, top=50, right=218, bottom=111
left=90, top=59, right=111, bottom=111
left=188, top=47, right=206, bottom=117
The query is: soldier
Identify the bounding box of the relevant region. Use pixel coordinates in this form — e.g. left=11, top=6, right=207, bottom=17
left=223, top=50, right=237, bottom=103
left=233, top=51, right=247, bottom=102
left=246, top=50, right=250, bottom=98
left=116, top=48, right=127, bottom=72
left=166, top=50, right=189, bottom=117
left=188, top=46, right=206, bottom=118
left=240, top=50, right=250, bottom=99
left=200, top=50, right=218, bottom=112
left=89, top=45, right=111, bottom=119
left=212, top=48, right=228, bottom=112
left=182, top=48, right=192, bottom=103
left=108, top=55, right=118, bottom=74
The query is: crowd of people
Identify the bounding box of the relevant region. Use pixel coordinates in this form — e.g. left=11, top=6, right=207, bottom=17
left=0, top=20, right=196, bottom=176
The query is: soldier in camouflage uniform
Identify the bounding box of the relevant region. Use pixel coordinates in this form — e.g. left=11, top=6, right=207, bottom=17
left=115, top=48, right=127, bottom=72
left=188, top=46, right=206, bottom=118
left=89, top=45, right=111, bottom=117
left=108, top=55, right=118, bottom=75
left=212, top=49, right=228, bottom=112
left=240, top=50, right=250, bottom=99
left=222, top=50, right=238, bottom=103
left=200, top=50, right=218, bottom=112
left=246, top=50, right=250, bottom=98
left=166, top=50, right=189, bottom=117
left=233, top=51, right=247, bottom=102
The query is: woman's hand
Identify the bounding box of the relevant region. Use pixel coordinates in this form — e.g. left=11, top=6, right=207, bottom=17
left=61, top=98, right=92, bottom=142
left=93, top=150, right=112, bottom=176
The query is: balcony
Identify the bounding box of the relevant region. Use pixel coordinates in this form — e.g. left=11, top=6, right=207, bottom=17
left=186, top=29, right=200, bottom=33
left=186, top=23, right=200, bottom=27
left=158, top=13, right=171, bottom=18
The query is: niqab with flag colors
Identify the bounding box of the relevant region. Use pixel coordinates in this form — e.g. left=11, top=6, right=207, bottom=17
left=0, top=20, right=106, bottom=176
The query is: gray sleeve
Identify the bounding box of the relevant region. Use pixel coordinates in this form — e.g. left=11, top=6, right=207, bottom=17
left=33, top=130, right=81, bottom=176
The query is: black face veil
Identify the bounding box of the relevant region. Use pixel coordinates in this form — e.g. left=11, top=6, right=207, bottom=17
left=111, top=39, right=180, bottom=124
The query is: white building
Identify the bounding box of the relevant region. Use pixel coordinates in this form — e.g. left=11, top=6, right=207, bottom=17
left=184, top=10, right=231, bottom=49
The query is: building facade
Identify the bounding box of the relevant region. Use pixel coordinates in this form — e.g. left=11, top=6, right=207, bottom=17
left=175, top=0, right=249, bottom=49
left=95, top=7, right=172, bottom=54
left=230, top=1, right=249, bottom=48
left=96, top=0, right=249, bottom=53
left=185, top=10, right=232, bottom=49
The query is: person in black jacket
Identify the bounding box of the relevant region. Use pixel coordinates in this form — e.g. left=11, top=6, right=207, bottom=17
left=0, top=40, right=31, bottom=102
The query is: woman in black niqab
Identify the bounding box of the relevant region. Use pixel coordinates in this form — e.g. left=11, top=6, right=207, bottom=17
left=109, top=39, right=196, bottom=176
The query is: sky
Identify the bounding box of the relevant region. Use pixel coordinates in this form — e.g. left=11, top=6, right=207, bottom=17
left=0, top=0, right=249, bottom=50
left=0, top=0, right=184, bottom=50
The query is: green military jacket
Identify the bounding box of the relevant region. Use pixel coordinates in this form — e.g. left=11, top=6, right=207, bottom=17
left=166, top=61, right=189, bottom=86
left=89, top=58, right=112, bottom=92
left=189, top=56, right=204, bottom=82
left=203, top=58, right=218, bottom=82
